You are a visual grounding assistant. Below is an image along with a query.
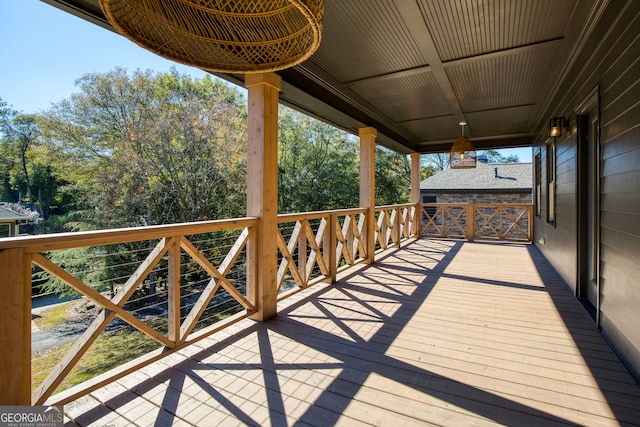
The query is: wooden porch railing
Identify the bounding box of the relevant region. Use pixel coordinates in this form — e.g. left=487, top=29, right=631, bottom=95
left=0, top=202, right=528, bottom=406
left=0, top=204, right=420, bottom=406
left=1, top=218, right=258, bottom=405
left=374, top=203, right=418, bottom=250
left=276, top=208, right=367, bottom=295
left=420, top=203, right=534, bottom=242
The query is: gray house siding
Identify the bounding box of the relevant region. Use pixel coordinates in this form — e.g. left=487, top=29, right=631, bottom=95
left=533, top=0, right=640, bottom=381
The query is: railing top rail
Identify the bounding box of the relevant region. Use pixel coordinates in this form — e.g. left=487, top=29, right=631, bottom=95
left=374, top=203, right=416, bottom=211
left=278, top=207, right=367, bottom=222
left=0, top=217, right=259, bottom=253
left=421, top=203, right=533, bottom=207
left=421, top=203, right=468, bottom=207
left=471, top=203, right=534, bottom=207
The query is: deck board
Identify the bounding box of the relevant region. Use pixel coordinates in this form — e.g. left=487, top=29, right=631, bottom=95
left=63, top=239, right=640, bottom=426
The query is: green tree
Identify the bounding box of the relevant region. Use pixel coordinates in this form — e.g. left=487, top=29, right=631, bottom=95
left=375, top=147, right=410, bottom=205
left=0, top=103, right=63, bottom=217
left=478, top=149, right=519, bottom=163
left=278, top=107, right=360, bottom=212
left=422, top=152, right=449, bottom=172
left=278, top=107, right=411, bottom=212
left=0, top=98, right=18, bottom=202
left=11, top=115, right=40, bottom=206
left=420, top=150, right=519, bottom=178
left=420, top=163, right=439, bottom=181
left=40, top=68, right=248, bottom=227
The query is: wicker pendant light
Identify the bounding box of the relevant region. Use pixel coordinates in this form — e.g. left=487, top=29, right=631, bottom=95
left=449, top=122, right=477, bottom=169
left=99, top=0, right=324, bottom=73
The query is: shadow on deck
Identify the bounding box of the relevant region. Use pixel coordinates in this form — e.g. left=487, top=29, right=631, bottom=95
left=63, top=239, right=640, bottom=426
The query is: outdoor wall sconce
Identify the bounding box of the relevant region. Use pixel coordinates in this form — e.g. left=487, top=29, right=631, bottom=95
left=99, top=0, right=324, bottom=74
left=549, top=117, right=568, bottom=138
left=450, top=122, right=477, bottom=169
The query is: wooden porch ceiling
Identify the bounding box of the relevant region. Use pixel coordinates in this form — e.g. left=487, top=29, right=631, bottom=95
left=61, top=240, right=640, bottom=426
left=42, top=0, right=605, bottom=153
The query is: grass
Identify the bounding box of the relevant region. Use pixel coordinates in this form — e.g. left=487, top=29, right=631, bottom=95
left=31, top=342, right=74, bottom=392
left=58, top=324, right=164, bottom=390
left=31, top=308, right=238, bottom=394
left=32, top=301, right=76, bottom=331
left=32, top=320, right=165, bottom=393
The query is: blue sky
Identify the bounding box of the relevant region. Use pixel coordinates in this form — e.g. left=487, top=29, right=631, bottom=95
left=0, top=0, right=211, bottom=114
left=0, top=0, right=531, bottom=162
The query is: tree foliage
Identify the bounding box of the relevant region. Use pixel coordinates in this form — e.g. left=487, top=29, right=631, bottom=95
left=4, top=72, right=413, bottom=230
left=2, top=70, right=414, bottom=297
left=420, top=149, right=520, bottom=180
left=422, top=152, right=450, bottom=173
left=278, top=107, right=360, bottom=212
left=277, top=107, right=410, bottom=212
left=375, top=147, right=410, bottom=205
left=0, top=98, right=66, bottom=219
left=39, top=68, right=247, bottom=227
left=478, top=149, right=519, bottom=163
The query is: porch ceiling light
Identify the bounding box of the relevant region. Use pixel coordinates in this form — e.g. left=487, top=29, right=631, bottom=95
left=449, top=122, right=477, bottom=169
left=99, top=0, right=324, bottom=74
left=549, top=117, right=568, bottom=138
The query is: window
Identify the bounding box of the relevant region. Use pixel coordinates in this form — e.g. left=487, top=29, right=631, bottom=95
left=547, top=139, right=556, bottom=224
left=422, top=195, right=436, bottom=204
left=534, top=151, right=542, bottom=217
left=422, top=195, right=437, bottom=217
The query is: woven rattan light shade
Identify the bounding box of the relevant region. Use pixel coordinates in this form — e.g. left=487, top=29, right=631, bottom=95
left=449, top=124, right=477, bottom=169
left=100, top=0, right=323, bottom=73
left=449, top=136, right=477, bottom=168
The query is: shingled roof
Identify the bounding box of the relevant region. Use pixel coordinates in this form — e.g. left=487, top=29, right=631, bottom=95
left=0, top=205, right=32, bottom=222
left=420, top=162, right=532, bottom=191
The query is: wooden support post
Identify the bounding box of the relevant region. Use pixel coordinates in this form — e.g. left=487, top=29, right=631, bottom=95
left=466, top=204, right=475, bottom=242
left=527, top=205, right=534, bottom=242
left=0, top=248, right=31, bottom=404
left=245, top=73, right=281, bottom=321
left=359, top=127, right=376, bottom=264
left=410, top=152, right=421, bottom=236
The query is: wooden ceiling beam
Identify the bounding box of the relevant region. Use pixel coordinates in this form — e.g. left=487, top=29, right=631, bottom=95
left=394, top=0, right=466, bottom=127
left=417, top=135, right=533, bottom=154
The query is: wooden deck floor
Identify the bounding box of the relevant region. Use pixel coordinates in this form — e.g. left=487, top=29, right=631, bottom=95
left=63, top=239, right=640, bottom=426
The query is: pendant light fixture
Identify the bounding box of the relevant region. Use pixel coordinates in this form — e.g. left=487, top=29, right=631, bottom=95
left=449, top=122, right=477, bottom=169
left=99, top=0, right=324, bottom=74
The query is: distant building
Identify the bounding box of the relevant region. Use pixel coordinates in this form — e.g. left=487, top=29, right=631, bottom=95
left=420, top=161, right=532, bottom=205
left=0, top=204, right=39, bottom=237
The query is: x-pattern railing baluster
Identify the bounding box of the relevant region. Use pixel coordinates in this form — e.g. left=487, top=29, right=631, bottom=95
left=420, top=204, right=533, bottom=242
left=401, top=207, right=411, bottom=239
left=335, top=214, right=354, bottom=266
left=31, top=237, right=175, bottom=403
left=421, top=205, right=443, bottom=236
left=375, top=209, right=395, bottom=249
left=30, top=225, right=255, bottom=404
left=443, top=206, right=466, bottom=236
left=302, top=218, right=329, bottom=280
left=501, top=207, right=529, bottom=239
left=179, top=231, right=254, bottom=340
left=475, top=207, right=500, bottom=238
left=276, top=221, right=306, bottom=291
